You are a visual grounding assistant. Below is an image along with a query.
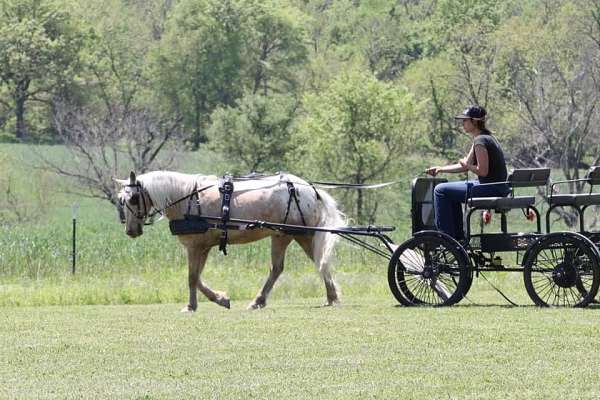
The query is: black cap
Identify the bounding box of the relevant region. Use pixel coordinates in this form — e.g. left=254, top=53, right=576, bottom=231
left=455, top=105, right=486, bottom=120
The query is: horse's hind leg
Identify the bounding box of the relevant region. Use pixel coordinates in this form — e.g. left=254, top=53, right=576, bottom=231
left=295, top=236, right=340, bottom=306
left=247, top=235, right=293, bottom=310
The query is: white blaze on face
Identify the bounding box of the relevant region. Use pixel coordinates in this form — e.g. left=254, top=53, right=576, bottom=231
left=118, top=184, right=144, bottom=238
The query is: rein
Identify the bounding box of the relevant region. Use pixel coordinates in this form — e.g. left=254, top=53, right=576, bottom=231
left=121, top=173, right=397, bottom=227
left=151, top=184, right=215, bottom=220
left=229, top=172, right=400, bottom=190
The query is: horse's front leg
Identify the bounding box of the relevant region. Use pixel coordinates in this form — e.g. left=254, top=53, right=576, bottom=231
left=182, top=246, right=206, bottom=313
left=183, top=245, right=230, bottom=312
left=248, top=235, right=293, bottom=309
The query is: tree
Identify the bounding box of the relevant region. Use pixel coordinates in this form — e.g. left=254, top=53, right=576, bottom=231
left=294, top=70, right=423, bottom=223
left=0, top=0, right=83, bottom=140
left=418, top=0, right=516, bottom=160
left=244, top=2, right=308, bottom=95
left=495, top=1, right=600, bottom=227
left=207, top=92, right=298, bottom=174
left=44, top=103, right=182, bottom=205
left=152, top=0, right=246, bottom=148
left=152, top=0, right=308, bottom=149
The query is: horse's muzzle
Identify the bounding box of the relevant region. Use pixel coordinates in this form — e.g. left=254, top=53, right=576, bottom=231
left=126, top=225, right=143, bottom=238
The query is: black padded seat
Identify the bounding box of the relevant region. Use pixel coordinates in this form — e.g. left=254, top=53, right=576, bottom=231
left=549, top=193, right=600, bottom=207
left=468, top=196, right=535, bottom=211
left=549, top=194, right=578, bottom=206
left=576, top=194, right=600, bottom=206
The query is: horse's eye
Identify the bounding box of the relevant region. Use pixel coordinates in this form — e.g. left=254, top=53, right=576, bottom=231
left=130, top=193, right=140, bottom=206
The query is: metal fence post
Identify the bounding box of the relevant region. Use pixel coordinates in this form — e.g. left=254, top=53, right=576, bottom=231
left=72, top=203, right=79, bottom=274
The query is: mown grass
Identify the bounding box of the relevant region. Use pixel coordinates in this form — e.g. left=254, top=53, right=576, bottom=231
left=3, top=297, right=600, bottom=399
left=3, top=143, right=600, bottom=399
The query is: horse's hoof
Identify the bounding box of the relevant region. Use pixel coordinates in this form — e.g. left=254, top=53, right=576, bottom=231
left=181, top=305, right=196, bottom=313
left=247, top=301, right=265, bottom=310
left=216, top=297, right=231, bottom=309
left=323, top=299, right=340, bottom=307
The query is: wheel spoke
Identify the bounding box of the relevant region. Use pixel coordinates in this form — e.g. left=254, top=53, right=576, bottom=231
left=524, top=235, right=600, bottom=307
left=390, top=235, right=468, bottom=306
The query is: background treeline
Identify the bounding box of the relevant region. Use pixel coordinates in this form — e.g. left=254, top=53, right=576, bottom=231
left=0, top=0, right=599, bottom=224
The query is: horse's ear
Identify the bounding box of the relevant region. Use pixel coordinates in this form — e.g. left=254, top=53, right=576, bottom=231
left=113, top=177, right=128, bottom=186
left=129, top=171, right=136, bottom=185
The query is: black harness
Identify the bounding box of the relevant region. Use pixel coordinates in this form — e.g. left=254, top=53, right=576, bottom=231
left=121, top=174, right=313, bottom=256
left=218, top=175, right=234, bottom=255
left=215, top=174, right=309, bottom=255
left=283, top=181, right=307, bottom=226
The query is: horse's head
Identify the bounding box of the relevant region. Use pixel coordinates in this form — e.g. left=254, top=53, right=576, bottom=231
left=115, top=171, right=152, bottom=238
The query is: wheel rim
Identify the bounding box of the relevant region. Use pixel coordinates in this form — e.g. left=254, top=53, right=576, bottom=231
left=527, top=241, right=597, bottom=307
left=395, top=238, right=466, bottom=306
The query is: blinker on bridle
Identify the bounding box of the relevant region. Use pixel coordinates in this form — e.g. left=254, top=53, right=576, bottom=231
left=118, top=182, right=156, bottom=226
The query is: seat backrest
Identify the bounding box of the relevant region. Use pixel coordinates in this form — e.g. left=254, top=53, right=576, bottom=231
left=508, top=168, right=551, bottom=188
left=586, top=166, right=600, bottom=186
left=411, top=177, right=447, bottom=233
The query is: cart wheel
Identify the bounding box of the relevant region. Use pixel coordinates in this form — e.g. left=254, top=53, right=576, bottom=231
left=523, top=232, right=600, bottom=307
left=388, top=231, right=470, bottom=306
left=588, top=232, right=600, bottom=247
left=578, top=233, right=600, bottom=301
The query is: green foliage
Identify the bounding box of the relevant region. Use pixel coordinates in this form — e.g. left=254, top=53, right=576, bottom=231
left=207, top=92, right=298, bottom=174
left=73, top=0, right=158, bottom=113
left=152, top=0, right=308, bottom=148
left=243, top=1, right=308, bottom=94
left=0, top=0, right=85, bottom=139
left=295, top=69, right=423, bottom=222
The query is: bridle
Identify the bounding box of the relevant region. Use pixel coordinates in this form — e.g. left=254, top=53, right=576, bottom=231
left=118, top=182, right=215, bottom=226
left=118, top=182, right=157, bottom=226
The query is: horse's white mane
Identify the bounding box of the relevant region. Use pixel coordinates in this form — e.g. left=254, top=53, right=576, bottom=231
left=138, top=171, right=210, bottom=210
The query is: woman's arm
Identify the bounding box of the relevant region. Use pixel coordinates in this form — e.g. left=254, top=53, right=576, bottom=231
left=426, top=145, right=473, bottom=176
left=426, top=163, right=468, bottom=176
left=460, top=144, right=489, bottom=177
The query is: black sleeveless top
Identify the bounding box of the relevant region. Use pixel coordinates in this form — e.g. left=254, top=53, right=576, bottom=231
left=473, top=131, right=507, bottom=184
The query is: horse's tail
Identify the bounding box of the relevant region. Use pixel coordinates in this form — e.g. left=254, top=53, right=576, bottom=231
left=312, top=189, right=345, bottom=268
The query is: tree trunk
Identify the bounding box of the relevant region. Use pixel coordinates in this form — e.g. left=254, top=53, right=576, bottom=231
left=15, top=80, right=29, bottom=140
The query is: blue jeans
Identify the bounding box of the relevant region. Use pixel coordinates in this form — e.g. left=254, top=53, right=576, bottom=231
left=434, top=180, right=510, bottom=241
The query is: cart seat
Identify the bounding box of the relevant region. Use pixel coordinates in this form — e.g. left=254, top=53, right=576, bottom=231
left=549, top=193, right=600, bottom=207
left=467, top=168, right=550, bottom=212
left=468, top=196, right=535, bottom=211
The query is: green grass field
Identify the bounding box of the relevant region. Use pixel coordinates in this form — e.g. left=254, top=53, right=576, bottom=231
left=3, top=297, right=600, bottom=399
left=3, top=143, right=600, bottom=399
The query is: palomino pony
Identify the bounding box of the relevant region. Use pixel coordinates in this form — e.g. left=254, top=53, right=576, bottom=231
left=116, top=171, right=345, bottom=312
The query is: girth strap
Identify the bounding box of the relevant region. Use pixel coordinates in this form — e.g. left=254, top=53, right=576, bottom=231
left=283, top=181, right=307, bottom=227
left=218, top=174, right=234, bottom=255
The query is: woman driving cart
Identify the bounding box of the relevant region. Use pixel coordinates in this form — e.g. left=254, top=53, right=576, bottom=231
left=426, top=105, right=509, bottom=242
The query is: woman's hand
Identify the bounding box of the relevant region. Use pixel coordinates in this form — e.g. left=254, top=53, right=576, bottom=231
left=426, top=166, right=441, bottom=176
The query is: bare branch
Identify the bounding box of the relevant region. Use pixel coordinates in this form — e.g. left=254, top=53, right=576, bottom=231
left=41, top=101, right=183, bottom=206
